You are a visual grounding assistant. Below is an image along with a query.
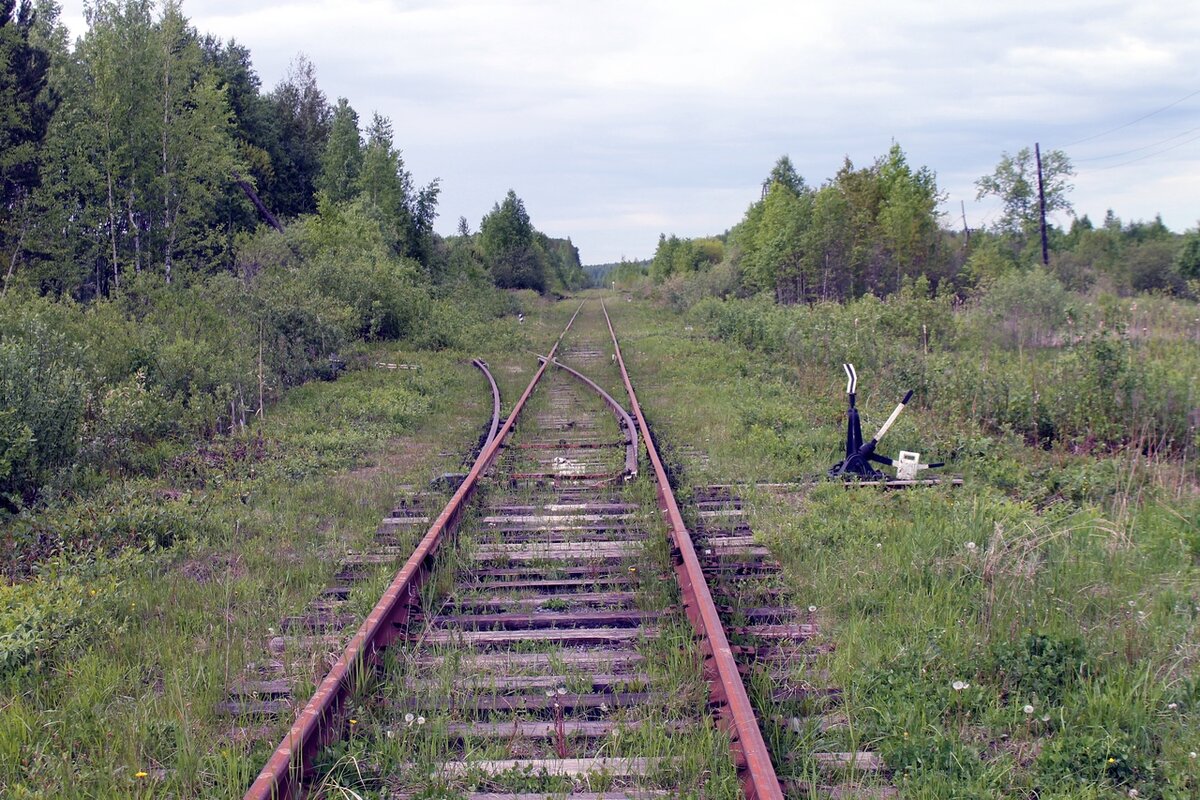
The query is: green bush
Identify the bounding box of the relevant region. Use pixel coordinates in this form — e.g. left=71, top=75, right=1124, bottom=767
left=0, top=318, right=88, bottom=506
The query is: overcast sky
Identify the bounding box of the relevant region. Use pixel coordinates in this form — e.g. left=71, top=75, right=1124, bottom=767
left=58, top=0, right=1200, bottom=264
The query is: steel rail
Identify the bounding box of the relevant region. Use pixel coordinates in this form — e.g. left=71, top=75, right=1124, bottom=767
left=600, top=300, right=785, bottom=800
left=471, top=358, right=502, bottom=451
left=537, top=355, right=639, bottom=478
left=245, top=302, right=584, bottom=800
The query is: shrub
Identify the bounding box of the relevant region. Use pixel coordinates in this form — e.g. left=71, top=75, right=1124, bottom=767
left=0, top=319, right=88, bottom=507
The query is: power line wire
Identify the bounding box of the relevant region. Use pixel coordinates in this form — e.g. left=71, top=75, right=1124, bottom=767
left=1073, top=124, right=1200, bottom=162
left=1089, top=129, right=1200, bottom=170
left=1057, top=87, right=1200, bottom=148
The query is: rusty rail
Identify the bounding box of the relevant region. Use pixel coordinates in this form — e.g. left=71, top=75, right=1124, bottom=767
left=601, top=300, right=786, bottom=800
left=471, top=358, right=502, bottom=451
left=245, top=303, right=583, bottom=800
left=538, top=355, right=638, bottom=478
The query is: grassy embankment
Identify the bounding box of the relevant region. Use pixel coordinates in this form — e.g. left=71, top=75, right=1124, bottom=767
left=604, top=292, right=1199, bottom=799
left=0, top=297, right=576, bottom=798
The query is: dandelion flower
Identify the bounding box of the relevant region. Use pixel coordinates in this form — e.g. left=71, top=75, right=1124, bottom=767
left=965, top=542, right=977, bottom=552
left=808, top=605, right=817, bottom=613
left=349, top=719, right=357, bottom=726
left=952, top=680, right=970, bottom=691
left=875, top=542, right=882, bottom=549
left=135, top=771, right=148, bottom=779
left=1107, top=757, right=1117, bottom=764
left=417, top=716, right=425, bottom=726
left=1128, top=790, right=1139, bottom=798
left=1023, top=705, right=1034, bottom=715
left=1190, top=751, right=1197, bottom=759
left=404, top=712, right=415, bottom=726
left=1040, top=714, right=1050, bottom=722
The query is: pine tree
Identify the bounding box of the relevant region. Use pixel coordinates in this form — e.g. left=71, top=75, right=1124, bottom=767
left=479, top=190, right=544, bottom=291
left=1, top=0, right=56, bottom=294
left=316, top=97, right=362, bottom=203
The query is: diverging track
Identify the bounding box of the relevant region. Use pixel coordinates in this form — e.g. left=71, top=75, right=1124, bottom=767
left=246, top=301, right=880, bottom=799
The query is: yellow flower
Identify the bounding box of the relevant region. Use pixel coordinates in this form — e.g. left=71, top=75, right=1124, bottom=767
left=350, top=719, right=358, bottom=725
left=135, top=771, right=148, bottom=779
left=1107, top=757, right=1117, bottom=764
left=89, top=589, right=96, bottom=596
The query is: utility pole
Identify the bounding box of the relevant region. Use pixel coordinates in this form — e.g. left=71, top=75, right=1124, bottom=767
left=1035, top=142, right=1049, bottom=266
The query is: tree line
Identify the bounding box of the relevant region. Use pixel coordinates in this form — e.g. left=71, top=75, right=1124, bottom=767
left=0, top=0, right=583, bottom=298
left=637, top=145, right=1199, bottom=303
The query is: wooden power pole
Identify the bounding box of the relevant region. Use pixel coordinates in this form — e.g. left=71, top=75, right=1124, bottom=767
left=1035, top=142, right=1049, bottom=266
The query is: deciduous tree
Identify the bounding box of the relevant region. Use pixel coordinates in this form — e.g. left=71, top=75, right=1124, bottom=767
left=479, top=189, right=544, bottom=291
left=975, top=146, right=1074, bottom=249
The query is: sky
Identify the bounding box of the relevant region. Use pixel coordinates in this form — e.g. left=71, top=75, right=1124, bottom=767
left=57, top=0, right=1200, bottom=264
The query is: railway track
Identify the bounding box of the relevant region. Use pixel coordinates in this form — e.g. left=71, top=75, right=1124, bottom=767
left=243, top=301, right=890, bottom=799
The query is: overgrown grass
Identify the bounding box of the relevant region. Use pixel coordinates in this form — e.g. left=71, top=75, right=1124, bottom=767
left=0, top=302, right=555, bottom=797
left=5, top=292, right=1196, bottom=798
left=603, top=292, right=1200, bottom=799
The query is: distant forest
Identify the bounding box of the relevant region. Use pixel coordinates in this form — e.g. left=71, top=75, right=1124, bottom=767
left=584, top=259, right=649, bottom=286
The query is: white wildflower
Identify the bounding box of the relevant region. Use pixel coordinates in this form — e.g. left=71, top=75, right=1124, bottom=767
left=952, top=680, right=970, bottom=691
left=1023, top=705, right=1034, bottom=715
left=808, top=605, right=817, bottom=613
left=965, top=542, right=977, bottom=552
